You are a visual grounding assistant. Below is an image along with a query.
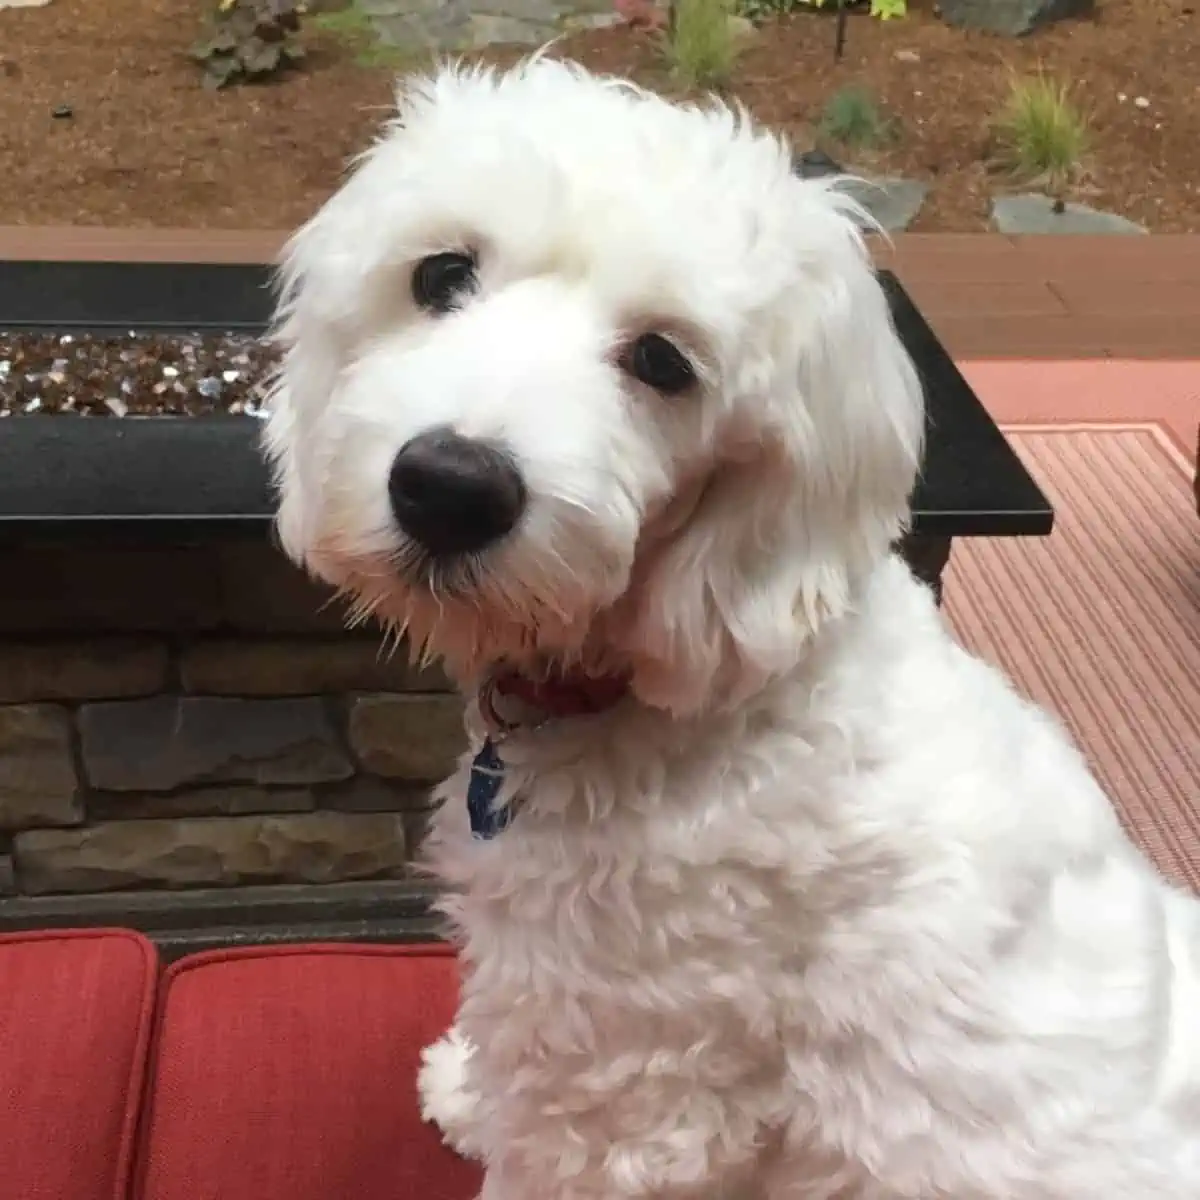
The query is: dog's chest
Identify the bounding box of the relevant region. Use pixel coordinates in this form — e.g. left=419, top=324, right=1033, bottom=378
left=431, top=721, right=859, bottom=975
left=454, top=813, right=747, bottom=948
left=436, top=779, right=826, bottom=1028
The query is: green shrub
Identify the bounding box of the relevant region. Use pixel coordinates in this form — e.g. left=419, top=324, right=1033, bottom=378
left=991, top=72, right=1089, bottom=188
left=191, top=0, right=306, bottom=90
left=817, top=85, right=894, bottom=151
left=664, top=0, right=741, bottom=90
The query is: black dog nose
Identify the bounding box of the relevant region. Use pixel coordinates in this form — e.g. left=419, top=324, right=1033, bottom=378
left=388, top=429, right=526, bottom=557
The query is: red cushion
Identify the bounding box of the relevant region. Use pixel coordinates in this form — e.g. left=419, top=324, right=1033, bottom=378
left=0, top=928, right=158, bottom=1200
left=136, top=943, right=482, bottom=1200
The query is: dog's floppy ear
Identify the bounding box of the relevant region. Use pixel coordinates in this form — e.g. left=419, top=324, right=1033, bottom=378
left=261, top=214, right=353, bottom=569
left=620, top=208, right=925, bottom=716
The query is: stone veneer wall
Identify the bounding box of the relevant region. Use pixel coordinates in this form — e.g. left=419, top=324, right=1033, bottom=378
left=0, top=534, right=465, bottom=911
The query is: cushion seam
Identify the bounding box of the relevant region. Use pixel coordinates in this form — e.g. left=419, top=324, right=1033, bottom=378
left=112, top=934, right=160, bottom=1200
left=163, top=940, right=455, bottom=985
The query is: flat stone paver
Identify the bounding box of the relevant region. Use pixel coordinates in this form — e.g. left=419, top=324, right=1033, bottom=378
left=365, top=0, right=614, bottom=49
left=843, top=177, right=930, bottom=234
left=992, top=194, right=1148, bottom=237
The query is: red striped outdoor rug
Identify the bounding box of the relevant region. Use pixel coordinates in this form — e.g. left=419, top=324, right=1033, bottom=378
left=944, top=424, right=1200, bottom=891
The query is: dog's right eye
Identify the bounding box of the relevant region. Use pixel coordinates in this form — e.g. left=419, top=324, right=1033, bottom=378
left=412, top=252, right=478, bottom=314
left=621, top=333, right=696, bottom=396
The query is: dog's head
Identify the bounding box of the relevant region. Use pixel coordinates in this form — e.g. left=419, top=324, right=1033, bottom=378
left=264, top=59, right=924, bottom=716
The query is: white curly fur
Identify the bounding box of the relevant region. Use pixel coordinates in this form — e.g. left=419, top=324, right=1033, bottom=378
left=264, top=58, right=1200, bottom=1199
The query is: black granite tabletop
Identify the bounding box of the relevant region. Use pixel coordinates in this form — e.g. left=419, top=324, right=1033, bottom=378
left=0, top=260, right=1053, bottom=537
left=880, top=271, right=1053, bottom=538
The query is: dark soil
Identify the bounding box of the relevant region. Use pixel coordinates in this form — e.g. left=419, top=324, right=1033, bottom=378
left=0, top=0, right=1195, bottom=231
left=566, top=0, right=1200, bottom=233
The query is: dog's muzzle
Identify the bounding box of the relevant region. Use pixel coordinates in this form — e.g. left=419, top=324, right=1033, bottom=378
left=387, top=427, right=526, bottom=558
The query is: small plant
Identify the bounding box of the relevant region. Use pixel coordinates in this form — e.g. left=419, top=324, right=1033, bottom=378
left=817, top=85, right=894, bottom=151
left=191, top=0, right=306, bottom=90
left=991, top=72, right=1089, bottom=188
left=735, top=0, right=904, bottom=22
left=664, top=0, right=741, bottom=89
left=736, top=0, right=824, bottom=21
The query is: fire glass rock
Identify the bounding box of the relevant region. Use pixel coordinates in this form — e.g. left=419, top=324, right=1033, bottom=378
left=0, top=331, right=278, bottom=416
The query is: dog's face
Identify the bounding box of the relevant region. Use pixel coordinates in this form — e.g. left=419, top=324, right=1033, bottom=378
left=265, top=60, right=924, bottom=714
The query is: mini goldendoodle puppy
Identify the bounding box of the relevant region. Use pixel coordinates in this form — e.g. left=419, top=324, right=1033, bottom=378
left=263, top=58, right=1200, bottom=1200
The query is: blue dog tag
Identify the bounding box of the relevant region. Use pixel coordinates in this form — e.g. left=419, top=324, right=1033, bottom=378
left=467, top=739, right=513, bottom=840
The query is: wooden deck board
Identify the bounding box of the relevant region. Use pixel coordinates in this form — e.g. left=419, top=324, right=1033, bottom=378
left=0, top=229, right=1198, bottom=359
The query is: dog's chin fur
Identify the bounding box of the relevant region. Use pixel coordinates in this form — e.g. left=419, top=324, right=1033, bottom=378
left=265, top=58, right=1200, bottom=1199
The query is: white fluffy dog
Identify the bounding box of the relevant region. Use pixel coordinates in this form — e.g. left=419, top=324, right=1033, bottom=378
left=263, top=58, right=1200, bottom=1199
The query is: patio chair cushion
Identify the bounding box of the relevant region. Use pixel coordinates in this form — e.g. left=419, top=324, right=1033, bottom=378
left=134, top=942, right=481, bottom=1200
left=0, top=928, right=157, bottom=1200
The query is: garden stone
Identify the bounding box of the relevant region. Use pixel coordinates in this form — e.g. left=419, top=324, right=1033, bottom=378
left=318, top=776, right=435, bottom=812
left=365, top=0, right=468, bottom=48
left=842, top=177, right=930, bottom=233
left=348, top=694, right=467, bottom=784
left=465, top=12, right=550, bottom=45
left=0, top=705, right=80, bottom=832
left=78, top=696, right=354, bottom=792
left=13, top=811, right=408, bottom=895
left=0, top=639, right=168, bottom=703
left=180, top=638, right=447, bottom=696
left=559, top=10, right=623, bottom=29
left=364, top=0, right=612, bottom=49
left=469, top=0, right=562, bottom=20
left=937, top=0, right=1093, bottom=35
left=88, top=784, right=317, bottom=821
left=794, top=149, right=844, bottom=180
left=991, top=194, right=1148, bottom=236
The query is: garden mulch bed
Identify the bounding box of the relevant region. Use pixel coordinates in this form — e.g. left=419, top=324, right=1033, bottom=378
left=0, top=0, right=1196, bottom=233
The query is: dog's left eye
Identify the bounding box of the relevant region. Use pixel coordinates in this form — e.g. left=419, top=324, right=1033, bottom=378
left=412, top=251, right=478, bottom=314
left=622, top=333, right=696, bottom=396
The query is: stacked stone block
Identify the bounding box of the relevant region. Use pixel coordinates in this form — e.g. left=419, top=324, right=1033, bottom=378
left=0, top=536, right=464, bottom=910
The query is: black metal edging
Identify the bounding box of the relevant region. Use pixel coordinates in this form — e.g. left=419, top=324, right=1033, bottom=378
left=880, top=271, right=1053, bottom=540
left=0, top=260, right=1053, bottom=538
left=0, top=260, right=275, bottom=334
left=0, top=878, right=447, bottom=960
left=0, top=416, right=273, bottom=535
left=0, top=418, right=1050, bottom=538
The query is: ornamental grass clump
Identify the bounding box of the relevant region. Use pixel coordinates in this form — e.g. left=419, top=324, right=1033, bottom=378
left=664, top=0, right=741, bottom=90
left=991, top=71, right=1090, bottom=189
